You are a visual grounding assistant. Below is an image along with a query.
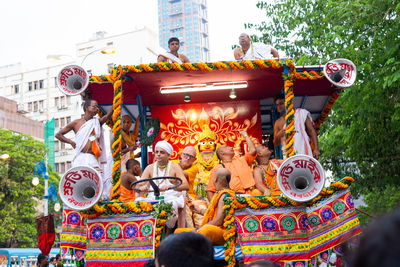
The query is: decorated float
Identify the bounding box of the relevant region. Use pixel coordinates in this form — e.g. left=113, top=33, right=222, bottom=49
left=57, top=58, right=359, bottom=267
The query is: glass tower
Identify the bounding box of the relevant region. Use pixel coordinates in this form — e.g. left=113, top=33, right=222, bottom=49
left=158, top=0, right=210, bottom=62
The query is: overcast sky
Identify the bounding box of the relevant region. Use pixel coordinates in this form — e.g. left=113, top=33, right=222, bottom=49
left=0, top=0, right=266, bottom=69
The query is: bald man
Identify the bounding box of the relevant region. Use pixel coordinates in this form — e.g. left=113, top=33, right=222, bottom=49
left=175, top=168, right=235, bottom=245
left=234, top=33, right=279, bottom=60
left=120, top=114, right=141, bottom=173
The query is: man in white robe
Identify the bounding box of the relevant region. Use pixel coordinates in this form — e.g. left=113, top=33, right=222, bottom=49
left=273, top=93, right=320, bottom=159
left=158, top=37, right=190, bottom=64
left=137, top=141, right=189, bottom=229
left=56, top=99, right=113, bottom=189
left=234, top=33, right=279, bottom=60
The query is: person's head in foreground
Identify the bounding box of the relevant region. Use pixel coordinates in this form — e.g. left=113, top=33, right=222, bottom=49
left=247, top=259, right=280, bottom=267
left=156, top=232, right=214, bottom=267
left=350, top=207, right=400, bottom=267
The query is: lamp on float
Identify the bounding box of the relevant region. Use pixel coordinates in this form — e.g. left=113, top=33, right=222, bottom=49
left=229, top=89, right=237, bottom=99
left=184, top=92, right=191, bottom=102
left=0, top=154, right=10, bottom=161
left=160, top=81, right=248, bottom=94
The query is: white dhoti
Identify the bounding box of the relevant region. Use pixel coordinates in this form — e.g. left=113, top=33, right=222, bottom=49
left=282, top=108, right=313, bottom=158
left=72, top=152, right=100, bottom=169
left=242, top=42, right=275, bottom=60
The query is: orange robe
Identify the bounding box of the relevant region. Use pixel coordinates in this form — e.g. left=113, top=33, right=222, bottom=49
left=261, top=160, right=282, bottom=195
left=120, top=185, right=136, bottom=201
left=175, top=189, right=235, bottom=245
left=206, top=154, right=261, bottom=195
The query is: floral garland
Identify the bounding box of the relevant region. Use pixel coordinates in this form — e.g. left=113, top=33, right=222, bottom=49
left=314, top=91, right=340, bottom=134
left=284, top=59, right=296, bottom=157
left=81, top=201, right=173, bottom=249
left=140, top=118, right=160, bottom=147
left=222, top=176, right=354, bottom=266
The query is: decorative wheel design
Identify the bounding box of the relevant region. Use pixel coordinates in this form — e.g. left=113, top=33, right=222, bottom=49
left=333, top=201, right=346, bottom=214
left=299, top=214, right=309, bottom=229
left=262, top=218, right=277, bottom=231
left=90, top=225, right=105, bottom=240
left=124, top=224, right=138, bottom=239
left=308, top=215, right=320, bottom=227
left=346, top=194, right=354, bottom=208
left=281, top=216, right=296, bottom=231
left=107, top=224, right=121, bottom=240
left=294, top=262, right=306, bottom=267
left=321, top=208, right=334, bottom=221
left=140, top=222, right=153, bottom=237
left=244, top=218, right=259, bottom=232
left=68, top=212, right=80, bottom=225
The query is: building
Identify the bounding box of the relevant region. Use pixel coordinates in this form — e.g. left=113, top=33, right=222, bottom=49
left=0, top=27, right=161, bottom=174
left=158, top=0, right=210, bottom=62
left=0, top=96, right=44, bottom=140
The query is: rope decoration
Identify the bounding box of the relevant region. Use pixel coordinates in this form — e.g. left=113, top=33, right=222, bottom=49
left=222, top=176, right=355, bottom=267
left=284, top=59, right=296, bottom=157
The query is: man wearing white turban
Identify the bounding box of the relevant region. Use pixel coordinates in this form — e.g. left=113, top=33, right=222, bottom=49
left=139, top=140, right=189, bottom=230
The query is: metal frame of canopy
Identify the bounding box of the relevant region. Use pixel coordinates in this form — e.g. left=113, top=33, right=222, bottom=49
left=86, top=59, right=340, bottom=200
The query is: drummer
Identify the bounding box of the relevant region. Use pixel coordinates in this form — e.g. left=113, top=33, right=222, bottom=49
left=138, top=141, right=189, bottom=230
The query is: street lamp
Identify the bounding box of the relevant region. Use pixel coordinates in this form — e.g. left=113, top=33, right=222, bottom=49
left=32, top=160, right=49, bottom=216
left=47, top=46, right=116, bottom=65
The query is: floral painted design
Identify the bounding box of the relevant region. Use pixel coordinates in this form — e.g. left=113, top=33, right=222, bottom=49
left=308, top=215, right=320, bottom=227
left=107, top=224, right=121, bottom=239
left=68, top=212, right=80, bottom=225
left=262, top=218, right=277, bottom=231
left=299, top=214, right=309, bottom=229
left=244, top=218, right=259, bottom=232
left=321, top=208, right=334, bottom=221
left=281, top=216, right=296, bottom=231
left=333, top=201, right=346, bottom=214
left=140, top=222, right=153, bottom=237
left=90, top=225, right=105, bottom=240
left=124, top=224, right=138, bottom=238
left=346, top=194, right=354, bottom=208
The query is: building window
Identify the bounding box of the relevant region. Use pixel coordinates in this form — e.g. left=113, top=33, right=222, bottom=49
left=107, top=63, right=114, bottom=72
left=39, top=100, right=44, bottom=111
left=60, top=117, right=65, bottom=128
left=60, top=141, right=65, bottom=150
left=13, top=84, right=20, bottom=94
left=55, top=97, right=59, bottom=107
left=60, top=96, right=65, bottom=107
left=54, top=118, right=59, bottom=128
left=34, top=81, right=38, bottom=90
left=55, top=141, right=59, bottom=152
left=39, top=80, right=44, bottom=89
left=33, top=101, right=38, bottom=112
left=55, top=163, right=59, bottom=173
left=107, top=42, right=113, bottom=46
left=66, top=116, right=71, bottom=124
left=66, top=161, right=72, bottom=170
left=67, top=96, right=71, bottom=105
left=60, top=162, right=65, bottom=173
left=28, top=102, right=32, bottom=112
left=28, top=82, right=32, bottom=91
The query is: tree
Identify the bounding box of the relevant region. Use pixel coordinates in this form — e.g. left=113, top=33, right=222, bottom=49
left=246, top=0, right=400, bottom=221
left=0, top=128, right=60, bottom=247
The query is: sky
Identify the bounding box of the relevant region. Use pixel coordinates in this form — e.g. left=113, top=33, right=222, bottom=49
left=0, top=0, right=266, bottom=69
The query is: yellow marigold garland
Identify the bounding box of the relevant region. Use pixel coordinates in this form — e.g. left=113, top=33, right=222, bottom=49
left=111, top=73, right=122, bottom=200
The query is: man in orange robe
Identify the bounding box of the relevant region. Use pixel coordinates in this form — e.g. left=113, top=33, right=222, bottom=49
left=253, top=146, right=283, bottom=195
left=206, top=131, right=262, bottom=201
left=175, top=168, right=235, bottom=245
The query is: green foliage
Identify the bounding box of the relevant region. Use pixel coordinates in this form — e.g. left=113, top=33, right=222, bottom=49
left=0, top=128, right=60, bottom=247
left=249, top=1, right=400, bottom=218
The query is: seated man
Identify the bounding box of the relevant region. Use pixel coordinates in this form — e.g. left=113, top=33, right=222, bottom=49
left=120, top=159, right=142, bottom=201
left=121, top=114, right=141, bottom=173
left=234, top=33, right=279, bottom=60
left=175, top=168, right=235, bottom=245
left=206, top=131, right=261, bottom=201
left=158, top=37, right=190, bottom=64
left=273, top=93, right=320, bottom=159
left=253, top=146, right=283, bottom=195
left=138, top=141, right=189, bottom=229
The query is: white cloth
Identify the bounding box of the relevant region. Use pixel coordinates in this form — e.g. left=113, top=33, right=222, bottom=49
left=102, top=153, right=114, bottom=199
left=155, top=140, right=174, bottom=155
left=282, top=108, right=313, bottom=158
left=136, top=161, right=185, bottom=228
left=160, top=52, right=183, bottom=64
left=242, top=42, right=274, bottom=60
left=72, top=153, right=100, bottom=169
left=73, top=117, right=106, bottom=165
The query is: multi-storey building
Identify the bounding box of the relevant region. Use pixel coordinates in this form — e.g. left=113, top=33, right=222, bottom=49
left=158, top=0, right=210, bottom=62
left=0, top=27, right=161, bottom=174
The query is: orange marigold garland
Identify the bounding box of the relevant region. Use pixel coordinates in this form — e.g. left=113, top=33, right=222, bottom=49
left=283, top=59, right=296, bottom=157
